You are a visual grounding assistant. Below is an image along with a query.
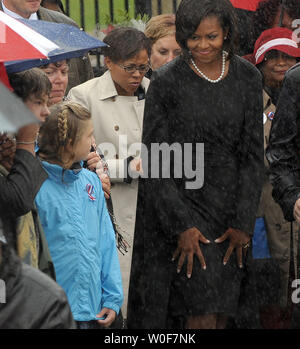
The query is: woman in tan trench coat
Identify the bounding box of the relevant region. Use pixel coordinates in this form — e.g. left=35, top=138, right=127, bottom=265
left=68, top=27, right=151, bottom=326
left=245, top=27, right=300, bottom=328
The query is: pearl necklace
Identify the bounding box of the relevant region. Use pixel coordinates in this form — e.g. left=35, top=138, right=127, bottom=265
left=191, top=50, right=227, bottom=83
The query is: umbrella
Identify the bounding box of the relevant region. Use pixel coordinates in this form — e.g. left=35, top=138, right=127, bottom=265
left=0, top=11, right=58, bottom=62
left=230, top=0, right=262, bottom=11
left=0, top=82, right=38, bottom=133
left=0, top=62, right=12, bottom=90
left=5, top=19, right=107, bottom=74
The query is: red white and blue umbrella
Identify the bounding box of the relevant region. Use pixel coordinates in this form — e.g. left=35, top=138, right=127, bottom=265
left=0, top=11, right=58, bottom=62
left=5, top=19, right=107, bottom=74
left=0, top=11, right=58, bottom=89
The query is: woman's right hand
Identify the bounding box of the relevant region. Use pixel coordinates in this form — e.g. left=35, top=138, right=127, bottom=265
left=129, top=158, right=143, bottom=175
left=172, top=227, right=210, bottom=278
left=97, top=172, right=111, bottom=199
left=96, top=160, right=111, bottom=199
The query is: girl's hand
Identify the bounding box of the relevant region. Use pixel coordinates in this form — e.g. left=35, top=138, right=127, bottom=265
left=215, top=228, right=250, bottom=268
left=172, top=227, right=210, bottom=278
left=96, top=308, right=116, bottom=328
left=86, top=151, right=101, bottom=171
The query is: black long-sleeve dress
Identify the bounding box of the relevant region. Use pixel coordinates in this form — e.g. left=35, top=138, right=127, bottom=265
left=127, top=55, right=264, bottom=329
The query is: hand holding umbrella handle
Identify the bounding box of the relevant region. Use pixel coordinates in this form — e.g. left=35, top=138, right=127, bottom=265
left=15, top=124, right=39, bottom=156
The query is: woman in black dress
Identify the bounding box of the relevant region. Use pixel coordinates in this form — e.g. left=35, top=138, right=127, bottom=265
left=127, top=0, right=264, bottom=329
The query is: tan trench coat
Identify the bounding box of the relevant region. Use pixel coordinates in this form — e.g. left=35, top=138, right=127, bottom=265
left=68, top=71, right=150, bottom=319
left=257, top=90, right=298, bottom=306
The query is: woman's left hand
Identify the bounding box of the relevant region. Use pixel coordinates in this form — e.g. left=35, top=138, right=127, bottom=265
left=215, top=228, right=250, bottom=268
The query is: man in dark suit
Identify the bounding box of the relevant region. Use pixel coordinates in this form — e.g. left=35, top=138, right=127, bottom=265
left=0, top=0, right=94, bottom=92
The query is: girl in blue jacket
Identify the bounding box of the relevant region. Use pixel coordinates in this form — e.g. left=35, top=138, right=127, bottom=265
left=35, top=101, right=123, bottom=329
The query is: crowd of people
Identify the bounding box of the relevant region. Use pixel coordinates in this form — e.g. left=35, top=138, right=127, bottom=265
left=0, top=0, right=300, bottom=330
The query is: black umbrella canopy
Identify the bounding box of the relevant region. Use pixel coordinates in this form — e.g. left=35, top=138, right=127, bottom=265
left=0, top=83, right=38, bottom=133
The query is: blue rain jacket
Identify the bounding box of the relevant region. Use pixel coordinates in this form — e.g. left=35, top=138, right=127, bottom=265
left=35, top=161, right=123, bottom=321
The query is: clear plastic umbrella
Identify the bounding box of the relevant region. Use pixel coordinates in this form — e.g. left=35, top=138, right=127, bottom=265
left=0, top=82, right=37, bottom=133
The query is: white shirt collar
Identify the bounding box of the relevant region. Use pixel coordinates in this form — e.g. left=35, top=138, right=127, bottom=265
left=97, top=71, right=149, bottom=100
left=2, top=0, right=38, bottom=20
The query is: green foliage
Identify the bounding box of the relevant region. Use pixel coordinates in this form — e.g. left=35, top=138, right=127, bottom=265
left=103, top=9, right=149, bottom=26
left=61, top=0, right=145, bottom=32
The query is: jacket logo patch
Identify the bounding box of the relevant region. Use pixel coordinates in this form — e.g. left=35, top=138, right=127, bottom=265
left=86, top=183, right=96, bottom=201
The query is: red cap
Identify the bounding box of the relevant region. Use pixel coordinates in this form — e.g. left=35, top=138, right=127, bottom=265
left=250, top=27, right=300, bottom=65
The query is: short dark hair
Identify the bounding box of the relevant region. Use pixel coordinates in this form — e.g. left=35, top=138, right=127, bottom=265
left=39, top=59, right=69, bottom=70
left=175, top=0, right=238, bottom=60
left=41, top=0, right=65, bottom=13
left=102, top=27, right=151, bottom=63
left=8, top=68, right=51, bottom=102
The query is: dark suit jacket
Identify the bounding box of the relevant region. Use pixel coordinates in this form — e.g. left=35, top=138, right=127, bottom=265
left=0, top=244, right=76, bottom=329
left=0, top=149, right=48, bottom=249
left=0, top=4, right=94, bottom=92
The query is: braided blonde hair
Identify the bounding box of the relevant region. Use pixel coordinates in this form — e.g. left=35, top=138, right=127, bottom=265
left=38, top=101, right=91, bottom=169
left=57, top=107, right=69, bottom=146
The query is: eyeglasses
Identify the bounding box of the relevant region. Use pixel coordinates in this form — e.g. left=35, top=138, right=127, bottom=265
left=117, top=63, right=151, bottom=74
